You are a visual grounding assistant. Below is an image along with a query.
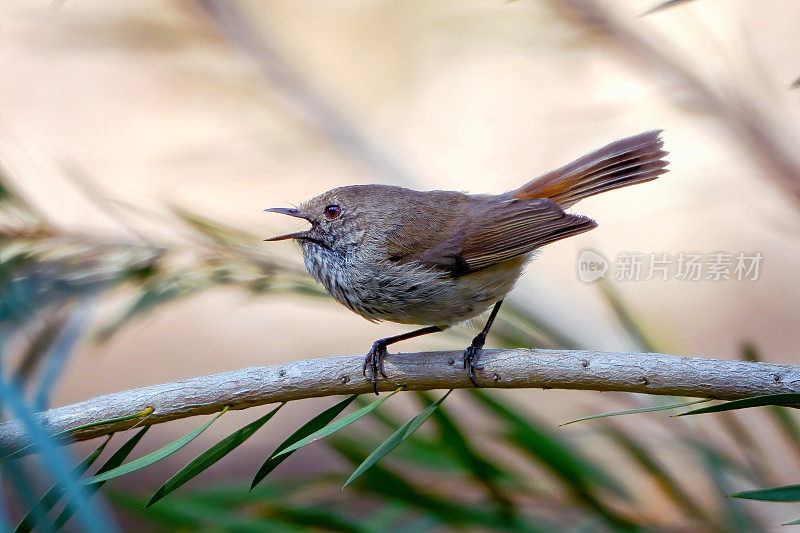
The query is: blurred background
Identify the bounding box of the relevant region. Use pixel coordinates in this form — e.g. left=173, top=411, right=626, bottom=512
left=2, top=0, right=800, bottom=530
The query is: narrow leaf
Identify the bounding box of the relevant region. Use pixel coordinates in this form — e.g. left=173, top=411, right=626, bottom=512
left=419, top=391, right=515, bottom=515
left=81, top=408, right=228, bottom=485
left=559, top=399, right=710, bottom=426
left=271, top=387, right=403, bottom=459
left=328, top=436, right=546, bottom=530
left=0, top=407, right=153, bottom=463
left=54, top=426, right=149, bottom=530
left=61, top=407, right=154, bottom=435
left=147, top=403, right=284, bottom=508
left=731, top=485, right=800, bottom=502
left=677, top=394, right=800, bottom=416
left=343, top=390, right=452, bottom=488
left=15, top=436, right=111, bottom=533
left=642, top=0, right=699, bottom=16
left=784, top=517, right=800, bottom=526
left=251, top=395, right=357, bottom=490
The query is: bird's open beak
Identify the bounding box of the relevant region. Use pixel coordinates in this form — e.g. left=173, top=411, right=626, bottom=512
left=263, top=207, right=312, bottom=241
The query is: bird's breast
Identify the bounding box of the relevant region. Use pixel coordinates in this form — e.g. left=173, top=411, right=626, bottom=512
left=301, top=242, right=528, bottom=326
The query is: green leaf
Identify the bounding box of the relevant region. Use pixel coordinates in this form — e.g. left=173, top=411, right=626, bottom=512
left=350, top=396, right=468, bottom=474
left=677, top=394, right=800, bottom=416
left=328, top=435, right=551, bottom=532
left=81, top=408, right=228, bottom=485
left=731, top=485, right=800, bottom=502
left=251, top=395, right=357, bottom=490
left=271, top=387, right=403, bottom=459
left=784, top=517, right=800, bottom=526
left=15, top=435, right=112, bottom=533
left=54, top=426, right=150, bottom=530
left=419, top=391, right=516, bottom=518
left=0, top=406, right=154, bottom=463
left=62, top=407, right=155, bottom=435
left=347, top=396, right=465, bottom=473
left=559, top=399, right=710, bottom=426
left=343, top=390, right=451, bottom=488
left=147, top=403, right=284, bottom=508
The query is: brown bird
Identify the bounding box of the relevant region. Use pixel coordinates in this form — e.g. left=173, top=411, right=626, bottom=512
left=266, top=131, right=668, bottom=392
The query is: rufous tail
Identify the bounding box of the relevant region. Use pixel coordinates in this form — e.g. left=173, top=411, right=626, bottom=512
left=510, top=130, right=668, bottom=208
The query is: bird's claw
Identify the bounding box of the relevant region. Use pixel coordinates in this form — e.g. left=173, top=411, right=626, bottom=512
left=363, top=340, right=388, bottom=394
left=463, top=338, right=486, bottom=387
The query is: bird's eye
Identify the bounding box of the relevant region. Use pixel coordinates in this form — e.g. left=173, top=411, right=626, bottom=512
left=325, top=205, right=341, bottom=219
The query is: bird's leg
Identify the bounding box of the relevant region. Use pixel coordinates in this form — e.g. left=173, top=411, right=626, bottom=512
left=364, top=325, right=445, bottom=394
left=463, top=300, right=503, bottom=387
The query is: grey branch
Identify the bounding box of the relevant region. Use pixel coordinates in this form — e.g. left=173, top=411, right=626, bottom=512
left=1, top=349, right=799, bottom=452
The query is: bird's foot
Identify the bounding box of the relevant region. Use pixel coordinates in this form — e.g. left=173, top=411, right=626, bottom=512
left=363, top=340, right=389, bottom=394
left=463, top=334, right=486, bottom=387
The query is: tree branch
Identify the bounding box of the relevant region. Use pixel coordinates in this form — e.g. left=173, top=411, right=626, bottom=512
left=1, top=348, right=798, bottom=451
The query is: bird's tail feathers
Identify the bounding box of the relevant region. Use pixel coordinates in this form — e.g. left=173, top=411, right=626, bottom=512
left=511, top=130, right=669, bottom=208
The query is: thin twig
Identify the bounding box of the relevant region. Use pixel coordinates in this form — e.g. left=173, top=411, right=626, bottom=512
left=1, top=348, right=797, bottom=452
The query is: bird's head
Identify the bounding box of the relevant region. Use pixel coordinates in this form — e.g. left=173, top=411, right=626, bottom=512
left=265, top=185, right=398, bottom=253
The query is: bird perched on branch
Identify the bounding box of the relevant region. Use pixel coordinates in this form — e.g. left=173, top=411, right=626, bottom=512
left=266, top=131, right=668, bottom=392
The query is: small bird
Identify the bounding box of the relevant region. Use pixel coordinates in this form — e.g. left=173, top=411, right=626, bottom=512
left=266, top=131, right=668, bottom=392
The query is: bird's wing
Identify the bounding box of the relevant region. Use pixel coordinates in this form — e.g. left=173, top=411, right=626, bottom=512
left=389, top=196, right=596, bottom=276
